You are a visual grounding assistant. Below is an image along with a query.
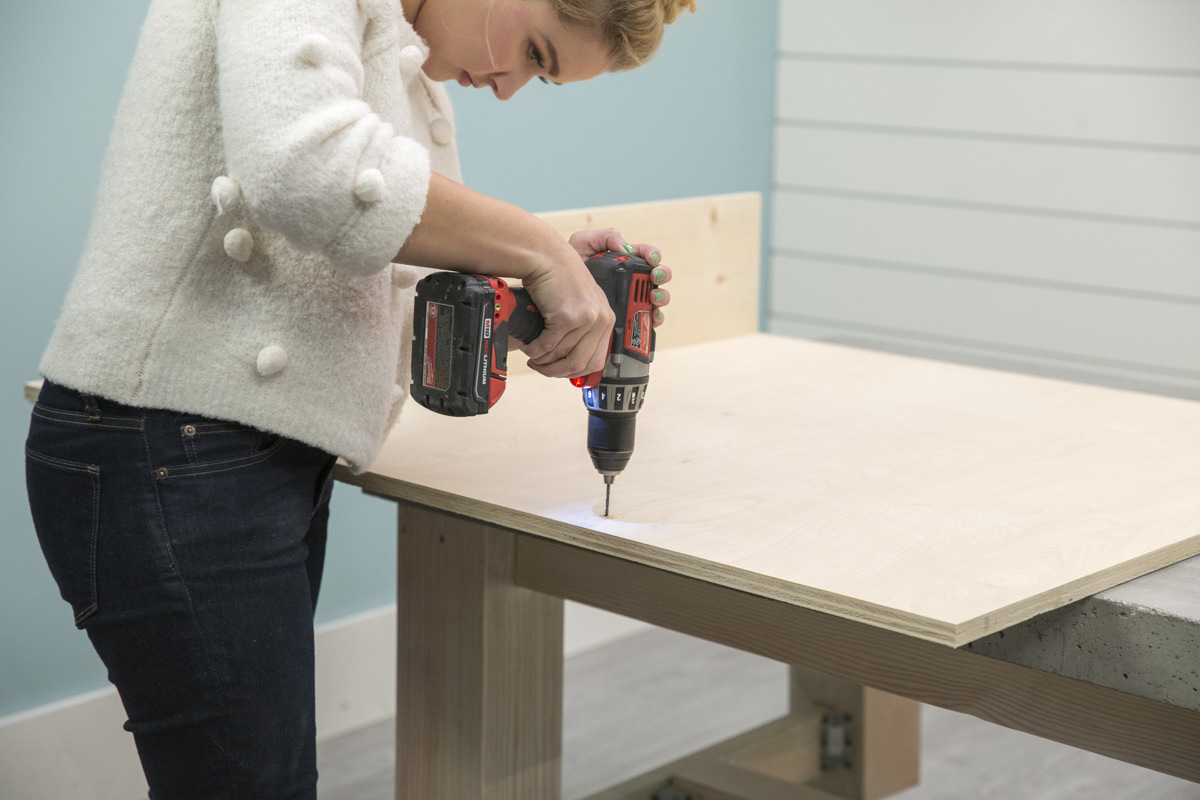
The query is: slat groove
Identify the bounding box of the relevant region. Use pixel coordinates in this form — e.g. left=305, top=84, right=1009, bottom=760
left=771, top=247, right=1200, bottom=306
left=777, top=51, right=1200, bottom=78
left=773, top=184, right=1200, bottom=232
left=774, top=118, right=1200, bottom=156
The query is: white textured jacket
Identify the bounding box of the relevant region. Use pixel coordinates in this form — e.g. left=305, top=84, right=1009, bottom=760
left=40, top=0, right=461, bottom=471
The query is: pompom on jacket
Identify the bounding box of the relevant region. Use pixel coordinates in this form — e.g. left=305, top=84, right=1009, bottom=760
left=40, top=0, right=462, bottom=472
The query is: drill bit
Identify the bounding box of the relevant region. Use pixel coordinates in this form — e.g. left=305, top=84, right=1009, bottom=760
left=603, top=474, right=615, bottom=517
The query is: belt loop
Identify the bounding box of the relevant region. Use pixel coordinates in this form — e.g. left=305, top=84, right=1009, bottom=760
left=83, top=395, right=101, bottom=421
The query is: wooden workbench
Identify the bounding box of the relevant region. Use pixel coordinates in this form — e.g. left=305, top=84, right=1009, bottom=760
left=23, top=192, right=1199, bottom=796
left=338, top=331, right=1200, bottom=799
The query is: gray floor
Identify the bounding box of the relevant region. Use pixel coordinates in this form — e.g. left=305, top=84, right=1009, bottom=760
left=317, top=628, right=1200, bottom=800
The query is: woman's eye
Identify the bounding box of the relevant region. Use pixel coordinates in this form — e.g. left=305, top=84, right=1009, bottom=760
left=528, top=44, right=549, bottom=84
left=528, top=43, right=545, bottom=68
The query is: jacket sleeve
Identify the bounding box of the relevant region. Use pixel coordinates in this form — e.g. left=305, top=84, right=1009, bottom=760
left=215, top=0, right=430, bottom=276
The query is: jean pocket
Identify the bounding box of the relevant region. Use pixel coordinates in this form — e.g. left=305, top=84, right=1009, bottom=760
left=26, top=447, right=101, bottom=626
left=161, top=420, right=285, bottom=479
left=179, top=420, right=280, bottom=463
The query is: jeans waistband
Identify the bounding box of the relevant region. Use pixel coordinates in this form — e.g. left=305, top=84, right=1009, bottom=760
left=37, top=380, right=150, bottom=418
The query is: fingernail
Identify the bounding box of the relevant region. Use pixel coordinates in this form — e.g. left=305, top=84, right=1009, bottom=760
left=622, top=242, right=636, bottom=254
left=653, top=268, right=666, bottom=283
left=653, top=290, right=665, bottom=304
left=649, top=252, right=661, bottom=266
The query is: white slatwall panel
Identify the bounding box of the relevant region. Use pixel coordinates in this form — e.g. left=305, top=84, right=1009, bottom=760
left=776, top=128, right=1200, bottom=227
left=772, top=256, right=1199, bottom=378
left=770, top=0, right=1200, bottom=398
left=772, top=193, right=1200, bottom=300
left=776, top=61, right=1200, bottom=149
left=779, top=0, right=1200, bottom=70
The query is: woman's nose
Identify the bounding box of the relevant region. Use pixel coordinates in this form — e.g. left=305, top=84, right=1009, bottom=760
left=492, top=72, right=532, bottom=101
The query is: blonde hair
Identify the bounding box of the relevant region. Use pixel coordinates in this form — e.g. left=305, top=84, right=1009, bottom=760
left=549, top=0, right=696, bottom=72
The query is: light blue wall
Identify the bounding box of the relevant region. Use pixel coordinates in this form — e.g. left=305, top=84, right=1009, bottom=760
left=0, top=1, right=776, bottom=718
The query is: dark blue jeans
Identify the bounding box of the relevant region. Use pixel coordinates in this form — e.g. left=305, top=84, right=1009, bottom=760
left=25, top=381, right=336, bottom=800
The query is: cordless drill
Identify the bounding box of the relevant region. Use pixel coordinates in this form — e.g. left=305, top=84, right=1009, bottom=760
left=410, top=251, right=657, bottom=515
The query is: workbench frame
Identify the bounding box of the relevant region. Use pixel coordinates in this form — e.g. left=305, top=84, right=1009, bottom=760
left=386, top=502, right=1200, bottom=800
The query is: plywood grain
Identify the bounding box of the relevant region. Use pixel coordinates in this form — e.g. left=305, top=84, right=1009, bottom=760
left=342, top=334, right=1200, bottom=646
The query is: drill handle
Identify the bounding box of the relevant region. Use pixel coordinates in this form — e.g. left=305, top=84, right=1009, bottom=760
left=503, top=286, right=544, bottom=345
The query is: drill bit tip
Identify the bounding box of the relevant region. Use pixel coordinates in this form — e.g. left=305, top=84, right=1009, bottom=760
left=602, top=474, right=616, bottom=517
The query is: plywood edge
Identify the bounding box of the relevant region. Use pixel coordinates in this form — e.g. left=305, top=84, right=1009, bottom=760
left=335, top=464, right=963, bottom=647
left=954, top=533, right=1200, bottom=647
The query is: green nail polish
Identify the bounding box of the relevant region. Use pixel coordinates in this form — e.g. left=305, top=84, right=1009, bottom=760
left=653, top=268, right=666, bottom=283
left=653, top=290, right=665, bottom=304
left=622, top=242, right=636, bottom=254
left=650, top=252, right=661, bottom=266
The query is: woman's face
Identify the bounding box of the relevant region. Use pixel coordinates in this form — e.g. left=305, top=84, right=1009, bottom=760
left=408, top=0, right=610, bottom=100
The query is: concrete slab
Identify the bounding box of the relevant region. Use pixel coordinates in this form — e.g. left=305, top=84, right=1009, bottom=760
left=968, top=555, right=1200, bottom=712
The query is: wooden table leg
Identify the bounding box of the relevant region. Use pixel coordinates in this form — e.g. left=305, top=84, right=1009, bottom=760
left=394, top=504, right=564, bottom=800
left=790, top=666, right=920, bottom=800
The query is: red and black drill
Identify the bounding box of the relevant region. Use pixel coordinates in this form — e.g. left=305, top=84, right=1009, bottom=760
left=410, top=251, right=657, bottom=515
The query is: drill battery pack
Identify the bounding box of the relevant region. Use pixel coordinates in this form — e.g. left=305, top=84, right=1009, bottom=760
left=411, top=272, right=502, bottom=416
left=410, top=271, right=542, bottom=416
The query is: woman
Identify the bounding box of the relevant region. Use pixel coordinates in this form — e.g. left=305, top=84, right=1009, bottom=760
left=25, top=0, right=690, bottom=797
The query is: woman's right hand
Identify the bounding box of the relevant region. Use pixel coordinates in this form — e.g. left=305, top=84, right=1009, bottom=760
left=517, top=244, right=616, bottom=379
left=393, top=175, right=614, bottom=378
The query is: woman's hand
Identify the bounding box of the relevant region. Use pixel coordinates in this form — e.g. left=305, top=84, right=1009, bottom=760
left=566, top=228, right=672, bottom=329
left=393, top=177, right=670, bottom=378
left=517, top=238, right=616, bottom=379
left=520, top=228, right=672, bottom=378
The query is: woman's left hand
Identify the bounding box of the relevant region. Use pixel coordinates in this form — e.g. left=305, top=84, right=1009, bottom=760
left=567, top=229, right=672, bottom=328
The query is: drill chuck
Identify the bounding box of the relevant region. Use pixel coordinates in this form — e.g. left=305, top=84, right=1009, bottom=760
left=586, top=411, right=637, bottom=476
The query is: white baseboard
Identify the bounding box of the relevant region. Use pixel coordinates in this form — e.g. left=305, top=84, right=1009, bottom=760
left=314, top=604, right=399, bottom=740
left=0, top=602, right=647, bottom=799
left=0, top=685, right=143, bottom=800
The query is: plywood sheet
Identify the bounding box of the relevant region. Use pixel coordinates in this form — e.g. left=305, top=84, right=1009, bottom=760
left=343, top=334, right=1200, bottom=646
